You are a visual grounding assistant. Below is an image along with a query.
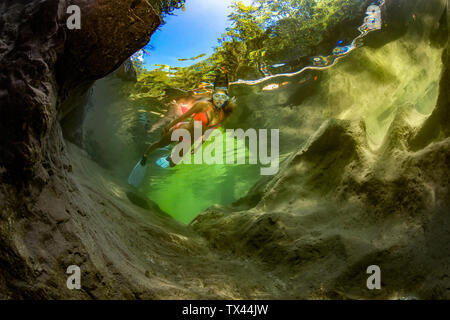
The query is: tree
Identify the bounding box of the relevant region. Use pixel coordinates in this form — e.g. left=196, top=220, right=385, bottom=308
left=130, top=0, right=368, bottom=99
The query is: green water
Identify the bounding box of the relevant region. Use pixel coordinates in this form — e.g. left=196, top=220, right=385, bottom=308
left=139, top=129, right=272, bottom=224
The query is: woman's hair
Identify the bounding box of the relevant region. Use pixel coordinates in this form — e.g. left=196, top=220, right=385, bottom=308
left=213, top=73, right=229, bottom=90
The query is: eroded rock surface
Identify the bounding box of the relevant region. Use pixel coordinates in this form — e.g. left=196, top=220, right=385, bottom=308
left=0, top=0, right=161, bottom=298
left=192, top=0, right=450, bottom=299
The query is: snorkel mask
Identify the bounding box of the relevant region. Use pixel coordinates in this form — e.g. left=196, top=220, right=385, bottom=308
left=212, top=87, right=229, bottom=108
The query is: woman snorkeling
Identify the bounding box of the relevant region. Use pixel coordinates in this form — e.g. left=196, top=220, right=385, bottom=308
left=140, top=74, right=236, bottom=168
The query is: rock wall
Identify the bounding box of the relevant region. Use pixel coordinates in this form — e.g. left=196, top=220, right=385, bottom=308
left=192, top=1, right=450, bottom=299
left=0, top=0, right=161, bottom=298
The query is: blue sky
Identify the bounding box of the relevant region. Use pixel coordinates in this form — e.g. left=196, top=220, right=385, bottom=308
left=143, top=0, right=253, bottom=70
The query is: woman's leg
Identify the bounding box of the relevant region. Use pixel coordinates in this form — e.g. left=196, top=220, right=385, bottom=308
left=167, top=123, right=198, bottom=167
left=141, top=132, right=173, bottom=165
left=168, top=125, right=208, bottom=167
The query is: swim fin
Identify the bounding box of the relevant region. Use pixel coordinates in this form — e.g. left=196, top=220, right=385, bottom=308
left=156, top=156, right=171, bottom=169
left=128, top=160, right=147, bottom=187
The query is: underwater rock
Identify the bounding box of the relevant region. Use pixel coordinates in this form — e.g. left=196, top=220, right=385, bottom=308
left=191, top=3, right=450, bottom=299
left=0, top=0, right=162, bottom=298
left=58, top=0, right=160, bottom=121
left=192, top=102, right=450, bottom=299
left=409, top=47, right=449, bottom=150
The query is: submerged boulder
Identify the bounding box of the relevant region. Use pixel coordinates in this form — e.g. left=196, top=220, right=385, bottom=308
left=0, top=0, right=161, bottom=298
left=192, top=1, right=450, bottom=299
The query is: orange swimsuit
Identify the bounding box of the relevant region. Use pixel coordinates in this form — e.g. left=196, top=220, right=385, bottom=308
left=192, top=104, right=225, bottom=129
left=172, top=102, right=225, bottom=142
